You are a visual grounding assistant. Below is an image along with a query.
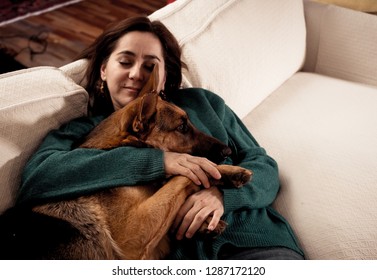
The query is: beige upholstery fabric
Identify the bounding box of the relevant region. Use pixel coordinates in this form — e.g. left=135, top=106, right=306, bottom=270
left=150, top=0, right=306, bottom=119
left=243, top=72, right=377, bottom=259
left=314, top=0, right=377, bottom=12
left=60, top=59, right=88, bottom=87
left=304, top=1, right=377, bottom=87
left=0, top=67, right=88, bottom=214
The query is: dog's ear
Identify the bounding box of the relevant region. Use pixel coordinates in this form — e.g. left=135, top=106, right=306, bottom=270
left=117, top=65, right=159, bottom=136
left=133, top=64, right=159, bottom=132
left=133, top=92, right=158, bottom=133
left=138, top=64, right=159, bottom=97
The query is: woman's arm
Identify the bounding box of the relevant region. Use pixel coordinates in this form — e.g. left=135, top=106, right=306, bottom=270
left=163, top=152, right=221, bottom=188
left=221, top=103, right=280, bottom=214
left=18, top=117, right=165, bottom=206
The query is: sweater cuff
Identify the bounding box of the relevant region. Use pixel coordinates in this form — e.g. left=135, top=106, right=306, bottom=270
left=222, top=188, right=251, bottom=214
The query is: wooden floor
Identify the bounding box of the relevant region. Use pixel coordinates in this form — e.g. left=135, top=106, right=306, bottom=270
left=0, top=0, right=167, bottom=68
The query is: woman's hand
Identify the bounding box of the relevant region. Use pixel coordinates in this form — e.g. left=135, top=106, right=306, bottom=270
left=172, top=187, right=224, bottom=240
left=164, top=152, right=221, bottom=188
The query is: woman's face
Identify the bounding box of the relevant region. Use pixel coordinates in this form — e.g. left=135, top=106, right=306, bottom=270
left=100, top=31, right=166, bottom=110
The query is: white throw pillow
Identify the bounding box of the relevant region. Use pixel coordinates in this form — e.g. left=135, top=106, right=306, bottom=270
left=0, top=67, right=88, bottom=214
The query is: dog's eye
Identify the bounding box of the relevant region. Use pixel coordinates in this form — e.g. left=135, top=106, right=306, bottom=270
left=177, top=123, right=188, bottom=133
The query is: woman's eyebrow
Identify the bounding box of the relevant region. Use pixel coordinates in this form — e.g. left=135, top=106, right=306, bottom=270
left=145, top=55, right=161, bottom=61
left=117, top=50, right=161, bottom=61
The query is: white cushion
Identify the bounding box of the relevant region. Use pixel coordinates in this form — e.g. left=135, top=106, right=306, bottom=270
left=243, top=72, right=377, bottom=259
left=0, top=67, right=88, bottom=214
left=150, top=0, right=306, bottom=118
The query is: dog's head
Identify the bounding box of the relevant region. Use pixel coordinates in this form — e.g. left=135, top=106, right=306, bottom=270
left=81, top=66, right=231, bottom=163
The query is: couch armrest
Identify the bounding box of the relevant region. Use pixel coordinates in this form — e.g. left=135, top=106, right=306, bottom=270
left=59, top=59, right=88, bottom=88
left=303, top=0, right=377, bottom=87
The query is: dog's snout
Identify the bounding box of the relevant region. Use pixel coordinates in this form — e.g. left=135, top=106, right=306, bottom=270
left=192, top=131, right=232, bottom=163
left=206, top=143, right=232, bottom=163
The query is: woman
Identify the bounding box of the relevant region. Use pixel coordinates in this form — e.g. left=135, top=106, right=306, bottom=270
left=17, top=17, right=304, bottom=260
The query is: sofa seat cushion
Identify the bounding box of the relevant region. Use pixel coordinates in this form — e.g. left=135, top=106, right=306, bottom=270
left=0, top=67, right=88, bottom=214
left=150, top=0, right=306, bottom=119
left=243, top=72, right=377, bottom=259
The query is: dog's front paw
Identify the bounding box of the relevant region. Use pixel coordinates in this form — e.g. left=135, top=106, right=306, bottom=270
left=217, top=165, right=253, bottom=188
left=231, top=168, right=253, bottom=188
left=198, top=218, right=227, bottom=238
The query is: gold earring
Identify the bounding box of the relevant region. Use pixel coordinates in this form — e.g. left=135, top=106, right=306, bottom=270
left=100, top=80, right=105, bottom=94
left=159, top=90, right=167, bottom=100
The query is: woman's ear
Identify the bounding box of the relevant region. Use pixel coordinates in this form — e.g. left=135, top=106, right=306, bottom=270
left=100, top=63, right=107, bottom=80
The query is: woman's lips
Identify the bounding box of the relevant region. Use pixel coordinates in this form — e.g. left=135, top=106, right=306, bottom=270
left=124, top=86, right=141, bottom=94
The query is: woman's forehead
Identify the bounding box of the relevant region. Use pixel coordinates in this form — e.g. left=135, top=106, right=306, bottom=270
left=115, top=31, right=164, bottom=58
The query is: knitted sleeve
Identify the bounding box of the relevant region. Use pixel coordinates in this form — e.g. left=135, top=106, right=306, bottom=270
left=203, top=90, right=280, bottom=214
left=17, top=117, right=165, bottom=206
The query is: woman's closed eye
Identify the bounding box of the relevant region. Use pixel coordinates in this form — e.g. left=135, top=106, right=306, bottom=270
left=144, top=63, right=155, bottom=72
left=118, top=60, right=154, bottom=72
left=119, top=60, right=132, bottom=67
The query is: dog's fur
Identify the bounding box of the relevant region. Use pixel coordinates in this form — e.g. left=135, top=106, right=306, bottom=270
left=0, top=67, right=252, bottom=260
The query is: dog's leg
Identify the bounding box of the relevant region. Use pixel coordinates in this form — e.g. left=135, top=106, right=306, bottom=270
left=112, top=165, right=252, bottom=259
left=108, top=176, right=199, bottom=260
left=209, top=164, right=253, bottom=188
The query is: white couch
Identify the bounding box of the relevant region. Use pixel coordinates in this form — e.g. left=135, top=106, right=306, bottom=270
left=1, top=0, right=377, bottom=259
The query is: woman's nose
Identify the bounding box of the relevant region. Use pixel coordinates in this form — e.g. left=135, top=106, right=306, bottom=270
left=129, top=66, right=143, bottom=81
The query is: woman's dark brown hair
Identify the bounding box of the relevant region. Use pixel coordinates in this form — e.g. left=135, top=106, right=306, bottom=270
left=78, top=16, right=185, bottom=116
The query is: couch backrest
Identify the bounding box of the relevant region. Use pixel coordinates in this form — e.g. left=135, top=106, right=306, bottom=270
left=0, top=67, right=88, bottom=214
left=150, top=0, right=306, bottom=118
left=303, top=1, right=377, bottom=88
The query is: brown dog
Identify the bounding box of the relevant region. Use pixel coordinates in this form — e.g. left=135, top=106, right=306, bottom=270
left=25, top=67, right=253, bottom=259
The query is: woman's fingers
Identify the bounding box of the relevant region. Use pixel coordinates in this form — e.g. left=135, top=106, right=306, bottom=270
left=164, top=152, right=225, bottom=239
left=164, top=152, right=221, bottom=188
left=172, top=187, right=224, bottom=240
